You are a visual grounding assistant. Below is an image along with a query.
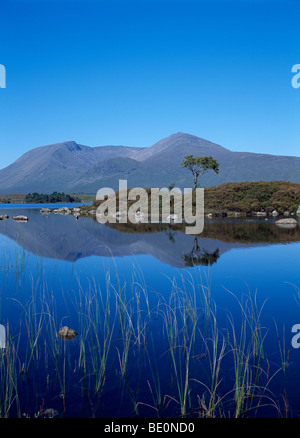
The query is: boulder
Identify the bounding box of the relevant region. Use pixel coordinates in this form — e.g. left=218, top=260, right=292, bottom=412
left=58, top=326, right=77, bottom=340
left=0, top=215, right=9, bottom=220
left=275, top=218, right=297, bottom=224
left=275, top=218, right=298, bottom=229
left=53, top=207, right=71, bottom=215
left=166, top=213, right=179, bottom=222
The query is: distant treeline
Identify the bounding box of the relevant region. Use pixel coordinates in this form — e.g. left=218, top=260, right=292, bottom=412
left=24, top=192, right=81, bottom=203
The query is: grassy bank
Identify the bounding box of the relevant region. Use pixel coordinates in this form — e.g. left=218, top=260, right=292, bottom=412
left=81, top=181, right=300, bottom=216
left=205, top=181, right=300, bottom=214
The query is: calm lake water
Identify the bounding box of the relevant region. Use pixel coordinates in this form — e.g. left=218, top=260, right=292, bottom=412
left=0, top=205, right=300, bottom=418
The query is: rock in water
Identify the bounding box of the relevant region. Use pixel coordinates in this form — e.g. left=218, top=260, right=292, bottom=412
left=58, top=326, right=78, bottom=340
left=275, top=218, right=298, bottom=224
left=53, top=207, right=72, bottom=215
left=42, top=408, right=59, bottom=418
left=40, top=208, right=51, bottom=214
left=12, top=215, right=28, bottom=222
left=275, top=218, right=298, bottom=229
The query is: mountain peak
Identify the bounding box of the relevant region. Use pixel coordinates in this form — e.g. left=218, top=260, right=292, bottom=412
left=60, top=141, right=82, bottom=152
left=168, top=132, right=202, bottom=139
left=49, top=141, right=82, bottom=151
left=134, top=132, right=229, bottom=162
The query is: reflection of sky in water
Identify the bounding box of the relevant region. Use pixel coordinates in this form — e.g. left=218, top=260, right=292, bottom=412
left=0, top=214, right=299, bottom=326
left=1, top=211, right=300, bottom=416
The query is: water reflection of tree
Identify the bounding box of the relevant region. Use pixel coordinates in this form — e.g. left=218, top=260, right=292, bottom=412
left=182, top=237, right=220, bottom=267
left=165, top=228, right=176, bottom=243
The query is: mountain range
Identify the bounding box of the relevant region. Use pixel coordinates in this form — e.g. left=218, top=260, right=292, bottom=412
left=1, top=132, right=300, bottom=194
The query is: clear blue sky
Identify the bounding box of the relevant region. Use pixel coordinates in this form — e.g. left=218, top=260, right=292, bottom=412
left=0, top=0, right=299, bottom=169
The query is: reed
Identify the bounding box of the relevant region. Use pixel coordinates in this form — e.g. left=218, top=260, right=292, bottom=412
left=0, top=256, right=289, bottom=418
left=0, top=324, right=20, bottom=417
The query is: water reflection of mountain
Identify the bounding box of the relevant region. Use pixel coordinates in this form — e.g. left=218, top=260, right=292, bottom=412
left=0, top=210, right=299, bottom=268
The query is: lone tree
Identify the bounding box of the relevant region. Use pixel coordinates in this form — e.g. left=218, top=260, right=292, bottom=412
left=181, top=155, right=219, bottom=190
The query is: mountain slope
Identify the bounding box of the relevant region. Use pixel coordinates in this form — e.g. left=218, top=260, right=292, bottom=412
left=0, top=133, right=300, bottom=194
left=0, top=141, right=142, bottom=193
left=72, top=156, right=172, bottom=193
left=136, top=133, right=300, bottom=188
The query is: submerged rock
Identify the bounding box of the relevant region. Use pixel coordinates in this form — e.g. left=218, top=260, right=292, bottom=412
left=40, top=208, right=51, bottom=214
left=58, top=326, right=77, bottom=340
left=42, top=408, right=59, bottom=418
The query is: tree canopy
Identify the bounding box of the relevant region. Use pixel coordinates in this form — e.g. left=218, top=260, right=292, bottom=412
left=24, top=192, right=81, bottom=204
left=181, top=155, right=219, bottom=190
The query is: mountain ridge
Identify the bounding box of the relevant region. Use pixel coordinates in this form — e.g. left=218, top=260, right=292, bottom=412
left=1, top=132, right=300, bottom=194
